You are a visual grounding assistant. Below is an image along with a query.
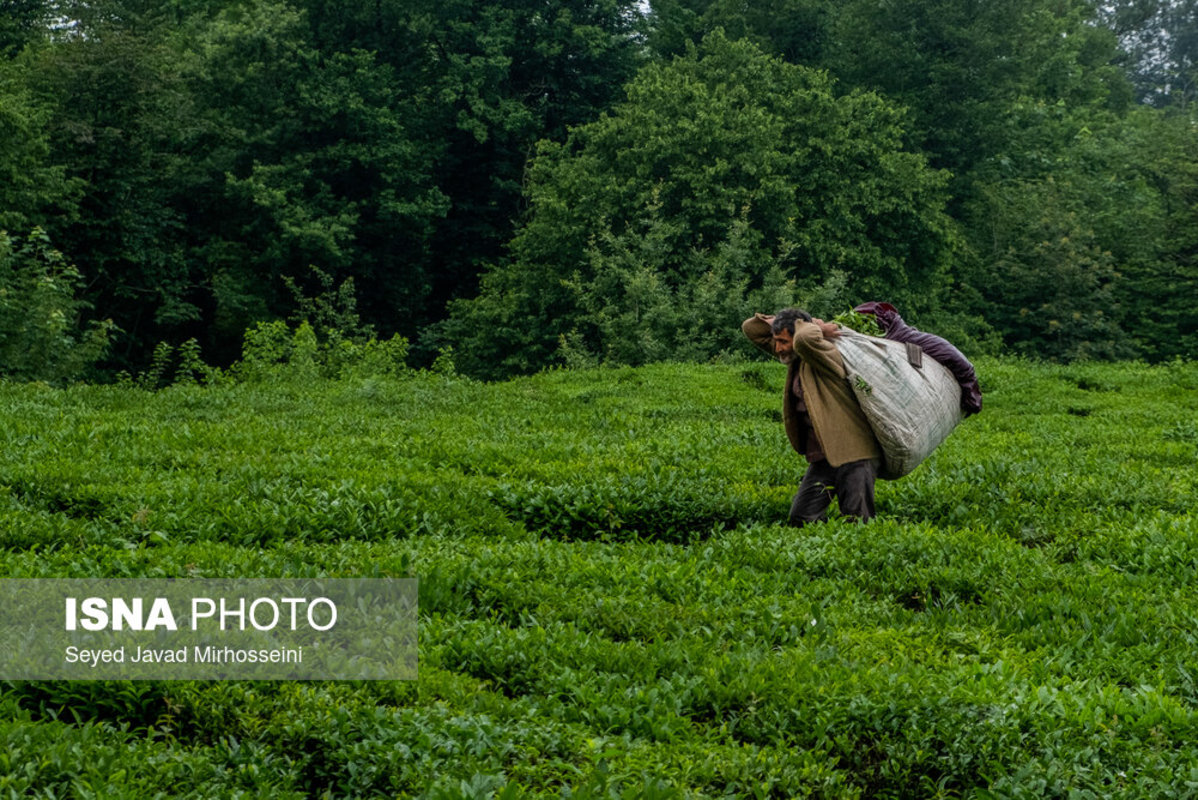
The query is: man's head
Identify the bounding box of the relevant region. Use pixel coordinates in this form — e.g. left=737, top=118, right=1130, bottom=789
left=770, top=308, right=812, bottom=362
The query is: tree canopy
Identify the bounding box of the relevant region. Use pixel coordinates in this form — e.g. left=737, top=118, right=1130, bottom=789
left=446, top=32, right=958, bottom=377
left=1, top=0, right=1196, bottom=381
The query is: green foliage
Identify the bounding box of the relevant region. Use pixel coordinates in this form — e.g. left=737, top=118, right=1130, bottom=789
left=283, top=266, right=373, bottom=344
left=264, top=266, right=411, bottom=381
left=556, top=199, right=799, bottom=367
left=1106, top=109, right=1198, bottom=361
left=430, top=345, right=459, bottom=377
left=356, top=0, right=647, bottom=347
left=1104, top=0, right=1198, bottom=107
left=143, top=340, right=179, bottom=389
left=7, top=0, right=450, bottom=369
left=829, top=308, right=883, bottom=337
left=645, top=0, right=831, bottom=65
left=965, top=106, right=1198, bottom=361
left=234, top=319, right=410, bottom=383
left=125, top=269, right=410, bottom=389
left=12, top=0, right=644, bottom=371
left=127, top=338, right=223, bottom=390
left=969, top=177, right=1133, bottom=360
left=824, top=0, right=1130, bottom=182
left=1, top=359, right=1198, bottom=795
left=0, top=228, right=114, bottom=383
left=1, top=0, right=1196, bottom=380
left=174, top=338, right=210, bottom=386
left=0, top=1, right=48, bottom=58
left=0, top=62, right=78, bottom=232
left=21, top=11, right=200, bottom=355
left=448, top=31, right=958, bottom=378
left=183, top=0, right=449, bottom=338
left=4, top=0, right=1193, bottom=375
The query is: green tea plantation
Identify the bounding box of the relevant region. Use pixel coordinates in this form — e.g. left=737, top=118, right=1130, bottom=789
left=2, top=356, right=1198, bottom=798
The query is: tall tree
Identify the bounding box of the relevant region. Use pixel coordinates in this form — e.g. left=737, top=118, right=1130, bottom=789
left=174, top=0, right=448, bottom=354
left=22, top=14, right=196, bottom=364
left=0, top=62, right=79, bottom=231
left=644, top=0, right=829, bottom=65
left=963, top=103, right=1198, bottom=361
left=21, top=0, right=450, bottom=366
left=1102, top=108, right=1198, bottom=358
left=825, top=0, right=1131, bottom=186
left=445, top=32, right=958, bottom=378
left=0, top=0, right=48, bottom=57
left=283, top=0, right=647, bottom=354
left=1101, top=0, right=1198, bottom=107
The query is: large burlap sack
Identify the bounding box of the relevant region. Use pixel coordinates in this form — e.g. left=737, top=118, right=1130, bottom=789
left=834, top=329, right=965, bottom=480
left=853, top=301, right=982, bottom=415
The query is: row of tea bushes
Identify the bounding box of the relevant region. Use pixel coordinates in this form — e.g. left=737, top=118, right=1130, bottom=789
left=1, top=357, right=1197, bottom=796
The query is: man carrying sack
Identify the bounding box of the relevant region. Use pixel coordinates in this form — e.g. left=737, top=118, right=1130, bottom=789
left=742, top=308, right=883, bottom=527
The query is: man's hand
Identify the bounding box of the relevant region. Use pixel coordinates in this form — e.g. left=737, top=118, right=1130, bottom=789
left=812, top=318, right=840, bottom=339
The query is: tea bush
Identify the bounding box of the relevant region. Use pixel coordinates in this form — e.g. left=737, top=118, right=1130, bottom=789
left=1, top=357, right=1197, bottom=796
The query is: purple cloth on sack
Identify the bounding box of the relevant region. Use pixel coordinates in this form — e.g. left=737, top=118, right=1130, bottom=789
left=853, top=302, right=983, bottom=416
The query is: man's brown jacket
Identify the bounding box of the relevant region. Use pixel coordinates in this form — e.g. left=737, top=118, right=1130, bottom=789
left=742, top=314, right=881, bottom=468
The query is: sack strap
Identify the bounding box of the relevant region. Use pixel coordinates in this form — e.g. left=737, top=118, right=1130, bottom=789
left=906, top=342, right=923, bottom=368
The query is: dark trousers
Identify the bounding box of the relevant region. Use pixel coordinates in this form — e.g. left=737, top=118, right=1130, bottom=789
left=788, top=458, right=879, bottom=526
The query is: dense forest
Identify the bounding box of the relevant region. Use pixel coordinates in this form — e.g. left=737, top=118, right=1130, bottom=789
left=2, top=0, right=1197, bottom=381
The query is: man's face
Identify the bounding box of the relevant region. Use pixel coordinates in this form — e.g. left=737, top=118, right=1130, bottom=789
left=772, top=328, right=795, bottom=363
